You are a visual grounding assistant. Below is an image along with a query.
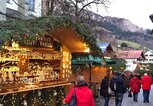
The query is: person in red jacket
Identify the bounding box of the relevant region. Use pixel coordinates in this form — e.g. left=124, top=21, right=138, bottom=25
left=129, top=74, right=141, bottom=102
left=64, top=75, right=95, bottom=106
left=141, top=73, right=152, bottom=103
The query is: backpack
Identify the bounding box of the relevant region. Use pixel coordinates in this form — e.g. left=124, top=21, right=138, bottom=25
left=110, top=77, right=127, bottom=93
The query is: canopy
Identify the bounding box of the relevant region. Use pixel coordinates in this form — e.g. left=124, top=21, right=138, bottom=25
left=72, top=53, right=116, bottom=66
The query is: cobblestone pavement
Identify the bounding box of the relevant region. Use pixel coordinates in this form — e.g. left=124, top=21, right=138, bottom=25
left=95, top=85, right=153, bottom=106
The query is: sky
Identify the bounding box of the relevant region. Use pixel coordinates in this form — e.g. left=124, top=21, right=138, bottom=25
left=92, top=0, right=153, bottom=29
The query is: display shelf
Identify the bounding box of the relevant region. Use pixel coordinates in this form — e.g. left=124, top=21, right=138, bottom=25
left=17, top=75, right=39, bottom=78
left=0, top=59, right=19, bottom=62
left=0, top=82, right=71, bottom=96
left=3, top=46, right=56, bottom=52
left=29, top=58, right=61, bottom=61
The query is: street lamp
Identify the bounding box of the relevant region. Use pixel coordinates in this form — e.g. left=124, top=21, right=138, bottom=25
left=117, top=44, right=121, bottom=51
left=107, top=66, right=112, bottom=77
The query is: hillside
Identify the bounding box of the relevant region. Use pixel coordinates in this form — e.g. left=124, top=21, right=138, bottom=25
left=54, top=6, right=153, bottom=50
left=82, top=12, right=153, bottom=50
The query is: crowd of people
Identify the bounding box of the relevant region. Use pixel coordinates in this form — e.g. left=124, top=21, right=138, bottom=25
left=100, top=72, right=153, bottom=106
left=62, top=72, right=152, bottom=106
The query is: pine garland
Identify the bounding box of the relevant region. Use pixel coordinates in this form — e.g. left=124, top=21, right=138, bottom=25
left=0, top=16, right=101, bottom=55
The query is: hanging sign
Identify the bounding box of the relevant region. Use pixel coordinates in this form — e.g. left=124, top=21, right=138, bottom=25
left=26, top=35, right=54, bottom=49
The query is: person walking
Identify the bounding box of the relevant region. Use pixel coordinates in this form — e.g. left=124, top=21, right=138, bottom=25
left=100, top=76, right=110, bottom=106
left=141, top=73, right=152, bottom=103
left=129, top=74, right=141, bottom=102
left=64, top=75, right=95, bottom=106
left=110, top=71, right=126, bottom=106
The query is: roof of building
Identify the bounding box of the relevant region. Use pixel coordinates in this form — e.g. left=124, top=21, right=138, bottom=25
left=6, top=8, right=26, bottom=19
left=145, top=50, right=153, bottom=55
left=149, top=14, right=153, bottom=34
left=149, top=14, right=153, bottom=23
left=97, top=42, right=113, bottom=54
left=117, top=50, right=145, bottom=59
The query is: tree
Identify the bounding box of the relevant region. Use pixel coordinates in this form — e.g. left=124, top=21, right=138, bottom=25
left=45, top=0, right=110, bottom=23
left=61, top=0, right=110, bottom=22
left=121, top=42, right=128, bottom=48
left=44, top=0, right=65, bottom=15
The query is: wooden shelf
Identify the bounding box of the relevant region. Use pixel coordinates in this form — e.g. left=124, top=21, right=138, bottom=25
left=0, top=83, right=71, bottom=96
left=0, top=59, right=19, bottom=62
left=29, top=58, right=61, bottom=61
left=17, top=75, right=39, bottom=78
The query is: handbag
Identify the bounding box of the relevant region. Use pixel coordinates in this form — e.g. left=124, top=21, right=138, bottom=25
left=108, top=87, right=113, bottom=95
left=128, top=91, right=132, bottom=97
left=108, top=81, right=114, bottom=95
left=128, top=87, right=132, bottom=97
left=69, top=88, right=77, bottom=106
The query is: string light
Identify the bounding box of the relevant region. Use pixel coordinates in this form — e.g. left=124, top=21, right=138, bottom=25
left=0, top=87, right=65, bottom=105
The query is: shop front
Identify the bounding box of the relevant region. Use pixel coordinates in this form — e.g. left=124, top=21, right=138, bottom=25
left=0, top=16, right=97, bottom=106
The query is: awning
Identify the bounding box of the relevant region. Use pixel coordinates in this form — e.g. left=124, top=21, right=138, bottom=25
left=72, top=54, right=101, bottom=65
left=72, top=53, right=116, bottom=66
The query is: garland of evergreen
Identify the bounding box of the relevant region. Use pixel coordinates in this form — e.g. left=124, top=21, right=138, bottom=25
left=0, top=16, right=101, bottom=55
left=0, top=86, right=65, bottom=106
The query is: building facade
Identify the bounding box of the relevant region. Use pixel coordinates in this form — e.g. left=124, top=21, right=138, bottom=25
left=0, top=0, right=6, bottom=21
left=142, top=50, right=153, bottom=64
left=0, top=0, right=42, bottom=20
left=117, top=50, right=145, bottom=72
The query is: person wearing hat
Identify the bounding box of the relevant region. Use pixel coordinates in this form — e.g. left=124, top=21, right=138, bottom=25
left=64, top=74, right=95, bottom=106
left=100, top=75, right=110, bottom=106
left=141, top=73, right=152, bottom=103
left=110, top=71, right=126, bottom=106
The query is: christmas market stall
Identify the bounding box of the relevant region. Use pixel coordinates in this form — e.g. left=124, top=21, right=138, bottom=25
left=0, top=16, right=100, bottom=106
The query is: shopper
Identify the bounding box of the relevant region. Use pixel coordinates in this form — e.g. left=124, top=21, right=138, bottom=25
left=129, top=74, right=141, bottom=102
left=64, top=75, right=95, bottom=106
left=141, top=73, right=152, bottom=103
left=110, top=71, right=126, bottom=106
left=100, top=76, right=110, bottom=106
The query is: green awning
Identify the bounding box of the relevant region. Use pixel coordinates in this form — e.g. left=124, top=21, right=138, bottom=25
left=72, top=54, right=116, bottom=65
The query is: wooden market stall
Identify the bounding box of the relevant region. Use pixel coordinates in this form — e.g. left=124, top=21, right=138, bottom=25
left=0, top=16, right=100, bottom=106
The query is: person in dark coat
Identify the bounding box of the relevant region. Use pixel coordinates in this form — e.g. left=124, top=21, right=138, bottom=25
left=100, top=76, right=110, bottom=106
left=129, top=75, right=141, bottom=102
left=110, top=71, right=126, bottom=106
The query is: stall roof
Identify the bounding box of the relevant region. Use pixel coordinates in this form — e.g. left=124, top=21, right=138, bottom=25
left=0, top=16, right=101, bottom=54
left=52, top=27, right=87, bottom=53
left=97, top=42, right=114, bottom=54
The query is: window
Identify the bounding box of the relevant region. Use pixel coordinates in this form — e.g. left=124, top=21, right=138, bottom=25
left=28, top=0, right=35, bottom=11
left=150, top=59, right=153, bottom=61
left=150, top=55, right=153, bottom=56
left=145, top=55, right=148, bottom=57
left=126, top=65, right=131, bottom=67
left=25, top=0, right=29, bottom=4
left=6, top=0, right=11, bottom=3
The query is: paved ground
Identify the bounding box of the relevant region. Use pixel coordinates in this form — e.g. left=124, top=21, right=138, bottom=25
left=95, top=85, right=153, bottom=106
